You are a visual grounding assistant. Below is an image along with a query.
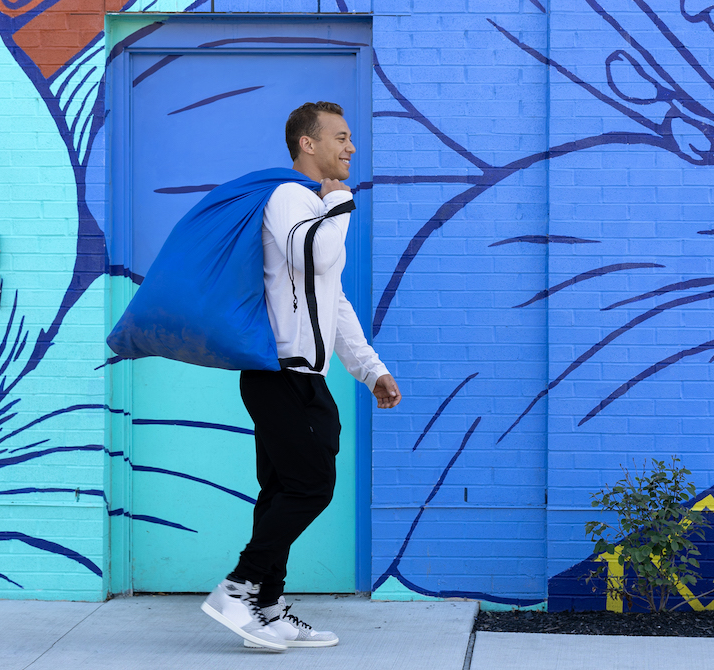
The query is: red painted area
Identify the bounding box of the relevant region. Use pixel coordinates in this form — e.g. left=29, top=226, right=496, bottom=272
left=10, top=0, right=125, bottom=78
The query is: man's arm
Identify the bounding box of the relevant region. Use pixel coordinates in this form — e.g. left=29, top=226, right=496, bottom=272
left=334, top=292, right=401, bottom=409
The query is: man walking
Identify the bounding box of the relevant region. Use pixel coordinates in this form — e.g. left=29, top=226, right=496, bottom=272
left=201, top=102, right=401, bottom=651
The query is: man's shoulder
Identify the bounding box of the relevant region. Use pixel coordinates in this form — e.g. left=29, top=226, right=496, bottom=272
left=271, top=180, right=320, bottom=201
left=264, top=181, right=323, bottom=220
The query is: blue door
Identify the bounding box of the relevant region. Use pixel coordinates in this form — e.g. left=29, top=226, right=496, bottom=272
left=107, top=17, right=372, bottom=593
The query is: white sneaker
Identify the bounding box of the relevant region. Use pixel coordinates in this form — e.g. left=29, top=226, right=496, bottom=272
left=243, top=596, right=339, bottom=648
left=201, top=579, right=287, bottom=651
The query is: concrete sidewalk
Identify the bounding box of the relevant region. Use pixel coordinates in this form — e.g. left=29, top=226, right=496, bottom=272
left=3, top=594, right=476, bottom=670
left=4, top=594, right=714, bottom=670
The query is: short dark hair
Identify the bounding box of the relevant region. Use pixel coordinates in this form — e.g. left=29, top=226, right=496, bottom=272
left=285, top=101, right=344, bottom=161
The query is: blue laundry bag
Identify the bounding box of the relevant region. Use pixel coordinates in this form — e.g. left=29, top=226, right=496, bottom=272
left=106, top=168, right=322, bottom=370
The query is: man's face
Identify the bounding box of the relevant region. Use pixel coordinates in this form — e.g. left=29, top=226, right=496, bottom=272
left=309, top=112, right=356, bottom=181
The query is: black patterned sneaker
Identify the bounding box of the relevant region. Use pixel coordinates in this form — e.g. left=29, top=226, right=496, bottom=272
left=244, top=596, right=339, bottom=648
left=201, top=579, right=287, bottom=651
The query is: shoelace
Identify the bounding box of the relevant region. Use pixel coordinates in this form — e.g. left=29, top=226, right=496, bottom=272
left=283, top=603, right=311, bottom=630
left=240, top=589, right=271, bottom=625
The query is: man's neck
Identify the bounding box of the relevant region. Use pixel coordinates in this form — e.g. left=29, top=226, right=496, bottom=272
left=292, top=159, right=323, bottom=183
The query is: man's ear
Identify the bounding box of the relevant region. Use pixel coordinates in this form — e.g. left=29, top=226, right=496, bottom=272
left=298, top=135, right=315, bottom=155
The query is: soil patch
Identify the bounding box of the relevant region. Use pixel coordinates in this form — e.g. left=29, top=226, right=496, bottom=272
left=475, top=609, right=714, bottom=637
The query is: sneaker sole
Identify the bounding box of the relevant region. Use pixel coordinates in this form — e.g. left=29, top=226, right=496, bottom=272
left=201, top=601, right=287, bottom=651
left=244, top=638, right=339, bottom=648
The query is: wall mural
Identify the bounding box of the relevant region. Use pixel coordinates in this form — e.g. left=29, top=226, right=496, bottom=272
left=0, top=0, right=713, bottom=610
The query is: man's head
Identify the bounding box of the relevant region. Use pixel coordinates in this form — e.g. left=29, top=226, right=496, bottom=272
left=286, top=101, right=355, bottom=182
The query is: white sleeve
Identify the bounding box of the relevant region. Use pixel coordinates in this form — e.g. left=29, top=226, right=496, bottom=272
left=334, top=290, right=390, bottom=392
left=263, top=182, right=354, bottom=276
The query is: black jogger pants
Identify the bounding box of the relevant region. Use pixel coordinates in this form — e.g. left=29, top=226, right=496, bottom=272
left=228, top=368, right=341, bottom=603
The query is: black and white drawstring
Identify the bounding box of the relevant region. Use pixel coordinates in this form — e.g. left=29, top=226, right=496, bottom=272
left=285, top=215, right=321, bottom=313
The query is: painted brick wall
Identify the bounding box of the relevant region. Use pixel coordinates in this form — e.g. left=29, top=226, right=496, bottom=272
left=368, top=0, right=714, bottom=609
left=1, top=0, right=713, bottom=609
left=0, top=24, right=107, bottom=598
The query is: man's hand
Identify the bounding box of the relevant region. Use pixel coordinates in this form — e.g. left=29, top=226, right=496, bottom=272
left=320, top=178, right=351, bottom=198
left=373, top=374, right=402, bottom=409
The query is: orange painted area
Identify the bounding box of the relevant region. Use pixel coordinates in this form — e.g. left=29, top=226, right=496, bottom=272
left=11, top=0, right=126, bottom=79
left=0, top=0, right=47, bottom=19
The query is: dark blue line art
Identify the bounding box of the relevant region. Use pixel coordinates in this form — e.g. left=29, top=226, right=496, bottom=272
left=602, top=277, right=714, bottom=311
left=0, top=532, right=102, bottom=577
left=108, top=509, right=197, bottom=533
left=132, top=465, right=257, bottom=505
left=155, top=175, right=498, bottom=195
left=0, top=445, right=103, bottom=469
left=605, top=50, right=664, bottom=107
left=500, top=290, right=714, bottom=442
left=374, top=417, right=481, bottom=590
left=372, top=417, right=542, bottom=605
left=580, top=339, right=714, bottom=425
left=0, top=573, right=23, bottom=589
left=107, top=22, right=165, bottom=65
left=0, top=412, right=19, bottom=429
left=336, top=0, right=349, bottom=12
left=528, top=0, right=546, bottom=12
left=0, top=487, right=104, bottom=498
left=68, top=81, right=100, bottom=139
left=488, top=20, right=659, bottom=134
left=0, top=398, right=20, bottom=419
left=108, top=264, right=144, bottom=285
left=2, top=0, right=36, bottom=9
left=132, top=36, right=369, bottom=88
left=0, top=36, right=108, bottom=417
left=489, top=235, right=600, bottom=247
left=374, top=175, right=483, bottom=185
left=0, top=292, right=28, bottom=384
left=0, top=404, right=107, bottom=445
left=1, top=3, right=711, bottom=607
left=373, top=50, right=491, bottom=171
left=61, top=66, right=97, bottom=114
left=200, top=36, right=369, bottom=49
left=132, top=418, right=254, bottom=435
left=352, top=181, right=373, bottom=194
left=371, top=131, right=669, bottom=338
left=373, top=111, right=412, bottom=118
left=631, top=0, right=714, bottom=92
left=2, top=0, right=63, bottom=33
left=412, top=372, right=479, bottom=451
left=133, top=54, right=181, bottom=88
left=105, top=448, right=257, bottom=507
left=185, top=0, right=210, bottom=10
left=682, top=2, right=714, bottom=31
left=47, top=35, right=103, bottom=87
left=167, top=86, right=263, bottom=116
left=94, top=355, right=125, bottom=370
left=9, top=439, right=51, bottom=454
left=698, top=230, right=714, bottom=235
left=154, top=184, right=218, bottom=194
left=143, top=0, right=159, bottom=10
left=513, top=263, right=664, bottom=309
left=490, top=9, right=714, bottom=163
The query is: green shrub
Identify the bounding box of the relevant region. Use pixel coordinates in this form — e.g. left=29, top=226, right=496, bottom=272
left=585, top=457, right=711, bottom=612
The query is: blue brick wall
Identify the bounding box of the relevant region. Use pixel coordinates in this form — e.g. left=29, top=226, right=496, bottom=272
left=2, top=0, right=714, bottom=608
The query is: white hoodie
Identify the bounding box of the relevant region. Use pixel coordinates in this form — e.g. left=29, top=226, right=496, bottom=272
left=262, top=181, right=389, bottom=392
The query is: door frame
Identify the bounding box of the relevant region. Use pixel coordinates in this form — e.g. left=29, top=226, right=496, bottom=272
left=106, top=14, right=374, bottom=595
